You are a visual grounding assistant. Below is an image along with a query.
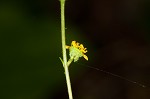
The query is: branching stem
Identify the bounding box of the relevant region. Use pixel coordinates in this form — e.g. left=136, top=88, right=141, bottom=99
left=60, top=0, right=73, bottom=99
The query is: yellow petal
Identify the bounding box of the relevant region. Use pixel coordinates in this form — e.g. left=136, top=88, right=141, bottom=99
left=72, top=41, right=76, bottom=47
left=66, top=45, right=70, bottom=49
left=83, top=55, right=88, bottom=61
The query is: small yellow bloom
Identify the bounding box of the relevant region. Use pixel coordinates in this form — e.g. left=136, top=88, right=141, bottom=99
left=66, top=41, right=88, bottom=62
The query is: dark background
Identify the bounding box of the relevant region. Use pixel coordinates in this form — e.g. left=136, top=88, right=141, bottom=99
left=0, top=0, right=150, bottom=99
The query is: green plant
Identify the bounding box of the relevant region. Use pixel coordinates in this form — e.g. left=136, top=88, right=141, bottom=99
left=59, top=0, right=88, bottom=99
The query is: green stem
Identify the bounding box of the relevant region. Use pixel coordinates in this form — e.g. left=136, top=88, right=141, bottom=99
left=67, top=57, right=74, bottom=67
left=60, top=0, right=73, bottom=99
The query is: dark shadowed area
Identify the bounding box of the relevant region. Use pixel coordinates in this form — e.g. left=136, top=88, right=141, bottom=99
left=0, top=0, right=150, bottom=99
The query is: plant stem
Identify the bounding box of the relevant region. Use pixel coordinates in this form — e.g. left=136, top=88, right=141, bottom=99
left=60, top=0, right=73, bottom=99
left=67, top=57, right=74, bottom=67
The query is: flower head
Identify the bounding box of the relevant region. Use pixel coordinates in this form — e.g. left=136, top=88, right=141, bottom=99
left=66, top=41, right=88, bottom=62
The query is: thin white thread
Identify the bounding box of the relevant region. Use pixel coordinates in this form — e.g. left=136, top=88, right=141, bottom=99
left=76, top=63, right=146, bottom=88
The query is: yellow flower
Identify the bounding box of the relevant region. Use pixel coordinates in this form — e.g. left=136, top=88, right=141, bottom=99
left=66, top=41, right=88, bottom=62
